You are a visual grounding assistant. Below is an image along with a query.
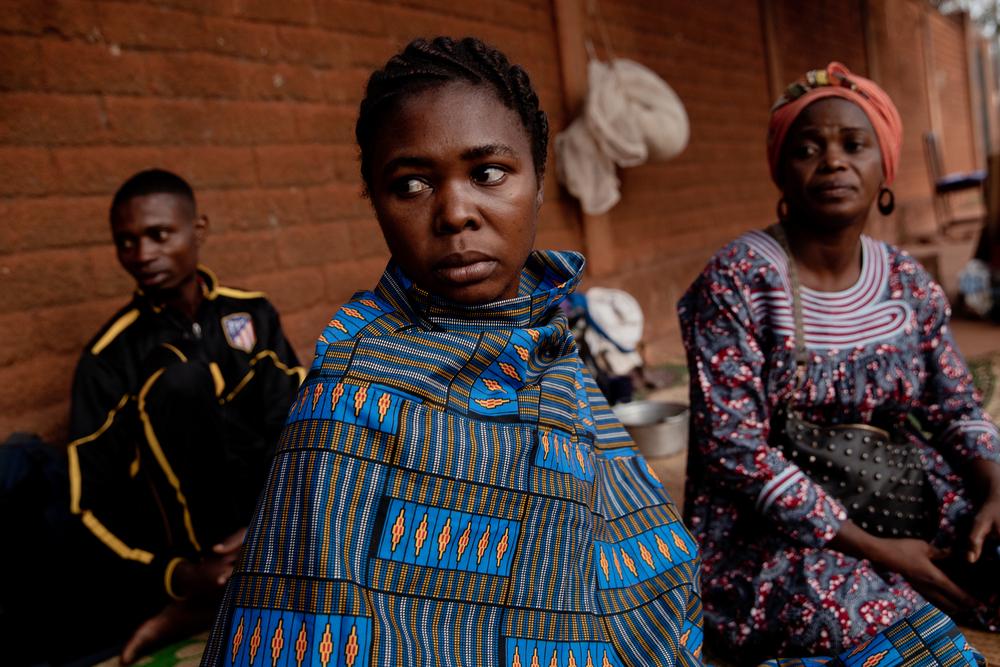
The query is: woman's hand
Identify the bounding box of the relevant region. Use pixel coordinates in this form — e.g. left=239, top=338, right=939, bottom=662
left=967, top=459, right=1000, bottom=563
left=830, top=520, right=976, bottom=612
left=866, top=537, right=977, bottom=613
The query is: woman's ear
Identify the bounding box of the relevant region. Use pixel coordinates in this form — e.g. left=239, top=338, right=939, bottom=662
left=775, top=163, right=788, bottom=192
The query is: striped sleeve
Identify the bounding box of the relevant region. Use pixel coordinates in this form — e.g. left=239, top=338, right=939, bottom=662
left=915, top=282, right=1000, bottom=464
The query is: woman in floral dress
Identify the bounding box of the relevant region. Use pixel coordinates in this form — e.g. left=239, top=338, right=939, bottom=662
left=679, top=62, right=1000, bottom=660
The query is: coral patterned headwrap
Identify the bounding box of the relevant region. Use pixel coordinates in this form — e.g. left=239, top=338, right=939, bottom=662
left=767, top=62, right=903, bottom=186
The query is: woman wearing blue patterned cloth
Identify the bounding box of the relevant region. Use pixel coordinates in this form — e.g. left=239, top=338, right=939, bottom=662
left=680, top=62, right=1000, bottom=661
left=203, top=42, right=983, bottom=667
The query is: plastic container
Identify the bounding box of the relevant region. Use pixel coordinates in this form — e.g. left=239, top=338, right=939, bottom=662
left=612, top=400, right=689, bottom=458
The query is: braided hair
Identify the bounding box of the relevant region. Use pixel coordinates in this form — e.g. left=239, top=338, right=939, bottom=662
left=356, top=36, right=549, bottom=189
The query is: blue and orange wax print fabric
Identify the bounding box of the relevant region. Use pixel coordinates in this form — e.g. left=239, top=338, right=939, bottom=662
left=202, top=250, right=703, bottom=666
left=202, top=250, right=983, bottom=667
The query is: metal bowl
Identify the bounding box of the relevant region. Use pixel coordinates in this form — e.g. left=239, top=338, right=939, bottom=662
left=612, top=400, right=689, bottom=458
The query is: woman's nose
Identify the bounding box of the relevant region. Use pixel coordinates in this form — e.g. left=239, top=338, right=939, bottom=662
left=820, top=144, right=848, bottom=170
left=433, top=180, right=482, bottom=235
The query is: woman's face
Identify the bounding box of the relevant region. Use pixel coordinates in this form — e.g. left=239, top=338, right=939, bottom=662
left=779, top=97, right=883, bottom=228
left=367, top=81, right=541, bottom=305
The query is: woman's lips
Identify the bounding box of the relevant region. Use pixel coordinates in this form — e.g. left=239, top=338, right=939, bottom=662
left=433, top=252, right=498, bottom=285
left=812, top=183, right=856, bottom=198
left=433, top=259, right=498, bottom=285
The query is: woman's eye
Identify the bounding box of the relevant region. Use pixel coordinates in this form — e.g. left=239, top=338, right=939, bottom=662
left=392, top=178, right=430, bottom=196
left=116, top=238, right=134, bottom=250
left=473, top=166, right=507, bottom=185
left=152, top=230, right=169, bottom=242
left=792, top=144, right=818, bottom=159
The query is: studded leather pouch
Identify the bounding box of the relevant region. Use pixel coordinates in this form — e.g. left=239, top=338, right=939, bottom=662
left=766, top=224, right=935, bottom=540
left=774, top=409, right=935, bottom=538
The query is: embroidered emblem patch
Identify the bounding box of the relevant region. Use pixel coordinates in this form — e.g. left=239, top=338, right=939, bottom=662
left=222, top=313, right=256, bottom=352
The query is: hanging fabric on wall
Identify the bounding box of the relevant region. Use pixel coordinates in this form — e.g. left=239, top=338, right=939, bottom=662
left=556, top=58, right=689, bottom=215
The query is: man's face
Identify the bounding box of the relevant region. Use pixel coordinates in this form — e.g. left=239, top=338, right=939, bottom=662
left=111, top=193, right=205, bottom=292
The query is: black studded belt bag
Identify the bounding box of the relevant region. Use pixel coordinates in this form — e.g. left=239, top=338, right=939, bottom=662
left=766, top=225, right=935, bottom=540
left=772, top=408, right=935, bottom=539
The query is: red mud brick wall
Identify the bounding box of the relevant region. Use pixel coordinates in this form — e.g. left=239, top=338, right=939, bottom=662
left=584, top=1, right=780, bottom=362
left=872, top=0, right=937, bottom=236
left=581, top=0, right=971, bottom=361
left=871, top=0, right=978, bottom=237
left=0, top=1, right=981, bottom=442
left=772, top=0, right=869, bottom=83
left=928, top=11, right=978, bottom=175
left=0, top=0, right=578, bottom=443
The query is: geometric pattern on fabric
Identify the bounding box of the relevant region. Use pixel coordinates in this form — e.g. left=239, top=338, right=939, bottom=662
left=534, top=428, right=594, bottom=482
left=374, top=498, right=521, bottom=577
left=680, top=618, right=705, bottom=665
left=597, top=584, right=693, bottom=661
left=594, top=520, right=698, bottom=589
left=286, top=380, right=410, bottom=435
left=201, top=251, right=703, bottom=666
left=501, top=638, right=625, bottom=667
left=393, top=401, right=535, bottom=489
left=537, top=355, right=592, bottom=435
left=573, top=365, right=598, bottom=439
left=238, top=449, right=387, bottom=583
left=204, top=250, right=980, bottom=666
left=841, top=633, right=904, bottom=667
left=225, top=608, right=371, bottom=667
left=757, top=604, right=984, bottom=667
left=593, top=451, right=673, bottom=522
left=320, top=300, right=388, bottom=343
left=468, top=329, right=542, bottom=419
left=680, top=232, right=1000, bottom=655
left=502, top=494, right=597, bottom=613
left=874, top=603, right=981, bottom=666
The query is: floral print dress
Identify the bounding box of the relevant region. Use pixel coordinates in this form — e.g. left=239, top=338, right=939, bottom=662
left=678, top=230, right=1000, bottom=658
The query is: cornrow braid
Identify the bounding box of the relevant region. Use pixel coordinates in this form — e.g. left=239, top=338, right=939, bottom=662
left=356, top=36, right=549, bottom=189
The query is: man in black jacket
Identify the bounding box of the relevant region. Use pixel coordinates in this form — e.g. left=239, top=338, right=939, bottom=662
left=66, top=169, right=303, bottom=662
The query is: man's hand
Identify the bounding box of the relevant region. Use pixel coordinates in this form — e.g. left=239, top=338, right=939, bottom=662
left=119, top=598, right=216, bottom=665
left=120, top=528, right=247, bottom=664
left=213, top=526, right=248, bottom=559
left=171, top=527, right=248, bottom=598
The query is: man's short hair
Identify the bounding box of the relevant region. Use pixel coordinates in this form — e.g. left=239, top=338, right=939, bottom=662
left=110, top=169, right=196, bottom=223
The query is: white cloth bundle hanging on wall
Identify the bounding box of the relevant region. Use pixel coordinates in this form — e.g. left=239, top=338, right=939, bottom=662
left=556, top=58, right=689, bottom=215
